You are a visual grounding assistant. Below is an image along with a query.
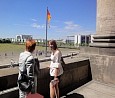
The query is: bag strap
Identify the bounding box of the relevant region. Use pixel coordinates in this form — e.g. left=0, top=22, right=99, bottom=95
left=20, top=55, right=32, bottom=74
left=25, top=55, right=35, bottom=79
left=61, top=57, right=65, bottom=65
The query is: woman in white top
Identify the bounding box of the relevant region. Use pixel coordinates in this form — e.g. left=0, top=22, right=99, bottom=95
left=49, top=40, right=63, bottom=98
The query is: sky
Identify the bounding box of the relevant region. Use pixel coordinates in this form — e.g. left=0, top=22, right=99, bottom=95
left=0, top=0, right=96, bottom=40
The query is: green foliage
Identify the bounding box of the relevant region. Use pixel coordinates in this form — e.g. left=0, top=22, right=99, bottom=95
left=79, top=43, right=89, bottom=46
left=0, top=39, right=11, bottom=43
left=0, top=43, right=45, bottom=52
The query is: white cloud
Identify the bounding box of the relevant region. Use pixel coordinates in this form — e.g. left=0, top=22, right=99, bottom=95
left=31, top=23, right=40, bottom=28
left=31, top=19, right=37, bottom=22
left=14, top=24, right=29, bottom=27
left=50, top=25, right=57, bottom=28
left=53, top=21, right=81, bottom=34
left=50, top=21, right=95, bottom=38
left=41, top=24, right=45, bottom=28
left=64, top=21, right=79, bottom=30
left=31, top=23, right=47, bottom=29
left=31, top=23, right=57, bottom=29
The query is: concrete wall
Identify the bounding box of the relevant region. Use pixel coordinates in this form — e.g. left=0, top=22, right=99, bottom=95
left=0, top=58, right=92, bottom=98
left=80, top=47, right=115, bottom=85
left=37, top=59, right=92, bottom=97
left=0, top=74, right=18, bottom=91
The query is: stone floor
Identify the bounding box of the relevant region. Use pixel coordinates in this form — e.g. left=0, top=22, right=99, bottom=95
left=61, top=80, right=115, bottom=98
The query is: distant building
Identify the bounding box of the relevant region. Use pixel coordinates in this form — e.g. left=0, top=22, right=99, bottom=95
left=74, top=34, right=91, bottom=47
left=56, top=34, right=93, bottom=47
left=66, top=36, right=74, bottom=43
left=37, top=39, right=46, bottom=43
left=90, top=34, right=94, bottom=43
left=56, top=39, right=64, bottom=43
left=8, top=38, right=16, bottom=42
left=16, top=35, right=32, bottom=42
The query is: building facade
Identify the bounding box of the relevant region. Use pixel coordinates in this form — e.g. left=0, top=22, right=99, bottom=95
left=74, top=34, right=92, bottom=47
left=16, top=35, right=32, bottom=42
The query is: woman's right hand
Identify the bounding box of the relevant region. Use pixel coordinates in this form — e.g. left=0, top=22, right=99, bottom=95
left=54, top=77, right=59, bottom=82
left=47, top=65, right=50, bottom=69
left=51, top=78, right=59, bottom=86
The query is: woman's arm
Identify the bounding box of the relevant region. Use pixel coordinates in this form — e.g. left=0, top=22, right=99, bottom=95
left=54, top=68, right=59, bottom=78
left=54, top=50, right=61, bottom=77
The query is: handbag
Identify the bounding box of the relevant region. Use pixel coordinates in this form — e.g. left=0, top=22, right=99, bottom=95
left=61, top=57, right=65, bottom=70
left=18, top=55, right=34, bottom=93
left=18, top=71, right=33, bottom=92
left=50, top=62, right=60, bottom=68
left=26, top=93, right=44, bottom=98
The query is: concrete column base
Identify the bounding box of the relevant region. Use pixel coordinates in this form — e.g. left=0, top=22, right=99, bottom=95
left=80, top=47, right=115, bottom=84
left=90, top=34, right=115, bottom=48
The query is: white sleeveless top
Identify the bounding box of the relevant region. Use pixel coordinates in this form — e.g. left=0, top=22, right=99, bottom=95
left=50, top=50, right=63, bottom=76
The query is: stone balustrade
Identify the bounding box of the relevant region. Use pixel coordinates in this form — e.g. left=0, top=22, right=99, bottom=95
left=0, top=54, right=92, bottom=98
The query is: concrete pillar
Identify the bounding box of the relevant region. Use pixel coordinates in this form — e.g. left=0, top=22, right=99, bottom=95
left=81, top=0, right=115, bottom=84
left=90, top=0, right=115, bottom=47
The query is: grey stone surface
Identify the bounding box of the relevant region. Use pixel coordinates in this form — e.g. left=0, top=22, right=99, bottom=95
left=96, top=0, right=115, bottom=34
left=80, top=47, right=115, bottom=84
left=61, top=80, right=115, bottom=98
left=0, top=55, right=91, bottom=98
left=80, top=47, right=115, bottom=56
left=90, top=0, right=115, bottom=47
left=37, top=57, right=92, bottom=97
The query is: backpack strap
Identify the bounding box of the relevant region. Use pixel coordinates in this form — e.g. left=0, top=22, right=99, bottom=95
left=20, top=55, right=32, bottom=74
left=24, top=55, right=35, bottom=79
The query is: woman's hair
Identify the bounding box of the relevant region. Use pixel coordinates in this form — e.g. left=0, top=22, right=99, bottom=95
left=49, top=40, right=57, bottom=50
left=25, top=39, right=36, bottom=52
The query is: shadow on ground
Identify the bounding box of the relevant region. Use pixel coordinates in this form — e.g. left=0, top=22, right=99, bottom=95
left=63, top=93, right=84, bottom=98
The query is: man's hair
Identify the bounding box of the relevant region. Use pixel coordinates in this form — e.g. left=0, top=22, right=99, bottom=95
left=25, top=39, right=36, bottom=52
left=49, top=40, right=57, bottom=50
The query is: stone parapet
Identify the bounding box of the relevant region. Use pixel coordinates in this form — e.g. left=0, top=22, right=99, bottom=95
left=0, top=57, right=92, bottom=98
left=36, top=58, right=92, bottom=97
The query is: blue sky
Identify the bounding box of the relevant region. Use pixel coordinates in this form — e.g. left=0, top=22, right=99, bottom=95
left=0, top=0, right=96, bottom=40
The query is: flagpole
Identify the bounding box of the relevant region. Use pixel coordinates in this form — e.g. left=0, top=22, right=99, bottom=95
left=45, top=7, right=48, bottom=57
